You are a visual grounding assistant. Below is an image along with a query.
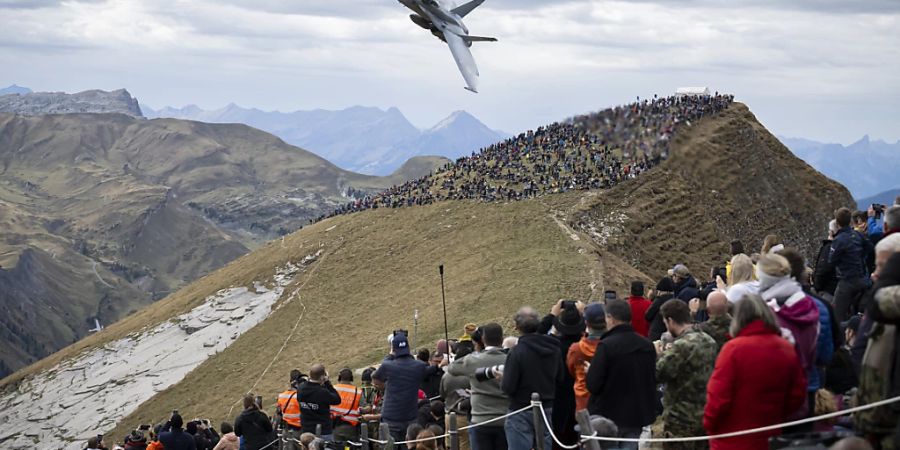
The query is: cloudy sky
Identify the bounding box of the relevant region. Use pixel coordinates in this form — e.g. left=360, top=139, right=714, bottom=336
left=2, top=0, right=898, bottom=144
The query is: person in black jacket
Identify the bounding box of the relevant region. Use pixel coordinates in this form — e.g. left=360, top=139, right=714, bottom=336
left=645, top=277, right=676, bottom=342
left=587, top=300, right=657, bottom=450
left=813, top=220, right=840, bottom=300
left=299, top=364, right=343, bottom=440
left=827, top=207, right=876, bottom=321
left=186, top=421, right=210, bottom=450
left=234, top=394, right=276, bottom=450
left=536, top=300, right=584, bottom=450
left=501, top=306, right=563, bottom=450
left=672, top=265, right=700, bottom=304
left=159, top=413, right=197, bottom=450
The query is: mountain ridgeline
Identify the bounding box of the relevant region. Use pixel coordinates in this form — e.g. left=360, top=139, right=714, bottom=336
left=143, top=104, right=506, bottom=175
left=0, top=97, right=854, bottom=450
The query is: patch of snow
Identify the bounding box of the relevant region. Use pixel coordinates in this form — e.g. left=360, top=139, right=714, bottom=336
left=0, top=260, right=311, bottom=450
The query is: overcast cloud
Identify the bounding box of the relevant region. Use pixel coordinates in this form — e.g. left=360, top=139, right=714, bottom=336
left=1, top=0, right=898, bottom=144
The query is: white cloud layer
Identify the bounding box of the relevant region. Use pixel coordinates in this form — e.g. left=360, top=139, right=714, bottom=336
left=1, top=0, right=898, bottom=143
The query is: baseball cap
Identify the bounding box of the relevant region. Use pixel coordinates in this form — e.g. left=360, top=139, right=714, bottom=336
left=584, top=303, right=606, bottom=325
left=392, top=334, right=410, bottom=356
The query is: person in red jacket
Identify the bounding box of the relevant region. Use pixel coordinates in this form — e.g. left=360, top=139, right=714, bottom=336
left=627, top=281, right=652, bottom=337
left=704, top=294, right=807, bottom=450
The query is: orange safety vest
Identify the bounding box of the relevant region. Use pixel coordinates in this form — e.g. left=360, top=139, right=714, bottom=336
left=277, top=389, right=302, bottom=428
left=330, top=383, right=361, bottom=426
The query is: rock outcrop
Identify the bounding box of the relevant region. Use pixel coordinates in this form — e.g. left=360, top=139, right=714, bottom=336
left=0, top=88, right=143, bottom=117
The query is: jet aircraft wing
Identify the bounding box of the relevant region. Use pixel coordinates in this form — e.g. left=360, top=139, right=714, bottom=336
left=444, top=32, right=480, bottom=93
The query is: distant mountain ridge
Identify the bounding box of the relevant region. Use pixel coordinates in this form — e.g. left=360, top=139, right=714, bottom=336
left=781, top=135, right=900, bottom=199
left=856, top=188, right=900, bottom=210
left=0, top=85, right=31, bottom=95
left=0, top=88, right=142, bottom=117
left=143, top=103, right=506, bottom=175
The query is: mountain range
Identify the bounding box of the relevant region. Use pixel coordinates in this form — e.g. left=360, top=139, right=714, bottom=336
left=780, top=135, right=900, bottom=201
left=142, top=103, right=506, bottom=175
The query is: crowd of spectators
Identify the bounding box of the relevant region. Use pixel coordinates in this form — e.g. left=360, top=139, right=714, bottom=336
left=312, top=94, right=734, bottom=223
left=96, top=199, right=900, bottom=450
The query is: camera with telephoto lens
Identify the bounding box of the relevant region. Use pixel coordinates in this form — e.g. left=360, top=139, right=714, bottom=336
left=393, top=329, right=408, bottom=337
left=561, top=300, right=576, bottom=309
left=474, top=364, right=504, bottom=382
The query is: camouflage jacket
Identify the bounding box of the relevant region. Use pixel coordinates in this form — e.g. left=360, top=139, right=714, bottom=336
left=699, top=314, right=732, bottom=352
left=656, top=328, right=718, bottom=431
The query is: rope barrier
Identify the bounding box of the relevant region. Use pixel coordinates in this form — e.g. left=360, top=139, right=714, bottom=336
left=458, top=404, right=533, bottom=430
left=536, top=401, right=580, bottom=449
left=577, top=394, right=900, bottom=443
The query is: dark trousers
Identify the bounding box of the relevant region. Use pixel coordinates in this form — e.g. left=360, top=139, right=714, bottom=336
left=833, top=277, right=868, bottom=321
left=474, top=425, right=508, bottom=450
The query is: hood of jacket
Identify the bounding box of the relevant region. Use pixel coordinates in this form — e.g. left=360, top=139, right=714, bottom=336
left=577, top=336, right=601, bottom=358
left=768, top=293, right=819, bottom=327
left=518, top=333, right=561, bottom=357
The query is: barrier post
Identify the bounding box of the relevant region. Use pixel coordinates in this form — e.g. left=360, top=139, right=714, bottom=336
left=532, top=393, right=545, bottom=450
left=379, top=423, right=394, bottom=450
left=316, top=424, right=323, bottom=437
left=361, top=422, right=370, bottom=450
left=449, top=412, right=459, bottom=450
left=576, top=409, right=600, bottom=450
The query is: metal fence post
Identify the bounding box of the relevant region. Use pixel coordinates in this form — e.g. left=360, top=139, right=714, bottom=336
left=576, top=409, right=601, bottom=450
left=361, top=422, right=370, bottom=450
left=379, top=423, right=394, bottom=450
left=531, top=393, right=545, bottom=450
left=449, top=412, right=459, bottom=450
left=316, top=424, right=323, bottom=437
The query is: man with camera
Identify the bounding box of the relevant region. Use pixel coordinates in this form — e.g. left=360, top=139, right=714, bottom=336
left=501, top=307, right=563, bottom=450
left=298, top=364, right=342, bottom=441
left=654, top=299, right=717, bottom=449
left=373, top=332, right=428, bottom=444
left=159, top=412, right=197, bottom=450
left=277, top=369, right=305, bottom=450
left=447, top=323, right=509, bottom=450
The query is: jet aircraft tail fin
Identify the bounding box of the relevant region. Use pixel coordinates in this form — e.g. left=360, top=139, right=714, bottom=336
left=462, top=35, right=497, bottom=43
left=451, top=0, right=485, bottom=18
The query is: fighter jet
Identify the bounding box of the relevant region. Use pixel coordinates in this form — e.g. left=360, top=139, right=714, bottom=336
left=399, top=0, right=497, bottom=93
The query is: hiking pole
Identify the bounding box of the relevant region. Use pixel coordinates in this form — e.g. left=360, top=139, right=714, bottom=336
left=439, top=265, right=449, bottom=358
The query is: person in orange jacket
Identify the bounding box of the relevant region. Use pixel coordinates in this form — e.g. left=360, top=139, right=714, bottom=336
left=566, top=302, right=605, bottom=411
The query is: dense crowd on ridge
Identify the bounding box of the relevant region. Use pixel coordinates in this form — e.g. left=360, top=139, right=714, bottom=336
left=313, top=94, right=734, bottom=223
left=96, top=201, right=900, bottom=450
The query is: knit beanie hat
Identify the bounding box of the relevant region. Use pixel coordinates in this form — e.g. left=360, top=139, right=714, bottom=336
left=756, top=254, right=792, bottom=291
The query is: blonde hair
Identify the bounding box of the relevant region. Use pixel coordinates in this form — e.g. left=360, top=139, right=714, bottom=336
left=756, top=253, right=792, bottom=278
left=729, top=254, right=755, bottom=285
left=761, top=234, right=781, bottom=254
